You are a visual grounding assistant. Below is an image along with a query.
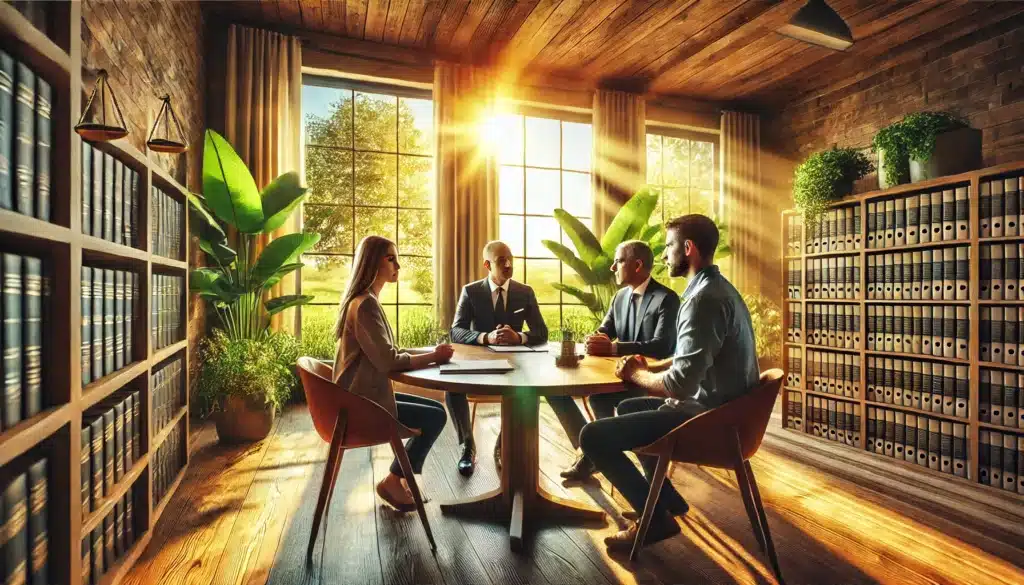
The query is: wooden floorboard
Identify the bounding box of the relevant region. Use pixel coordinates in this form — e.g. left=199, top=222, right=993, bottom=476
left=125, top=403, right=1024, bottom=585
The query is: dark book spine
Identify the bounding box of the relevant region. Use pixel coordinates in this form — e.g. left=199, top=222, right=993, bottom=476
left=22, top=256, right=41, bottom=418
left=33, top=78, right=50, bottom=221
left=124, top=272, right=133, bottom=364
left=130, top=171, right=139, bottom=247
left=121, top=168, right=131, bottom=247
left=27, top=458, right=47, bottom=585
left=88, top=417, right=102, bottom=505
left=0, top=51, right=13, bottom=210
left=2, top=474, right=29, bottom=585
left=90, top=528, right=102, bottom=579
left=101, top=410, right=113, bottom=497
left=3, top=254, right=23, bottom=430
left=81, top=267, right=91, bottom=387
left=91, top=147, right=103, bottom=236
left=102, top=515, right=113, bottom=570
left=81, top=535, right=90, bottom=585
left=112, top=162, right=123, bottom=246
left=13, top=62, right=34, bottom=217
left=80, top=425, right=91, bottom=520
left=123, top=394, right=133, bottom=469
left=131, top=390, right=140, bottom=461
left=112, top=403, right=124, bottom=482
left=113, top=499, right=124, bottom=557
left=114, top=271, right=124, bottom=371
left=103, top=269, right=113, bottom=376
left=81, top=142, right=91, bottom=236
left=102, top=153, right=113, bottom=241
left=124, top=493, right=134, bottom=546
left=91, top=268, right=102, bottom=381
left=151, top=274, right=158, bottom=349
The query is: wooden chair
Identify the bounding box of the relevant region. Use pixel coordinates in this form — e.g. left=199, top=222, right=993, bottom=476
left=629, top=369, right=785, bottom=585
left=297, top=357, right=436, bottom=561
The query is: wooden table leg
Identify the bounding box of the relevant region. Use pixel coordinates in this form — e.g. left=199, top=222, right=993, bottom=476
left=440, top=389, right=606, bottom=549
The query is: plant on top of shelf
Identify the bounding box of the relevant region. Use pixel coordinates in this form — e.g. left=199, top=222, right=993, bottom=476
left=872, top=120, right=911, bottom=188
left=792, top=147, right=873, bottom=225
left=873, top=112, right=971, bottom=187
left=188, top=129, right=320, bottom=441
left=540, top=186, right=731, bottom=320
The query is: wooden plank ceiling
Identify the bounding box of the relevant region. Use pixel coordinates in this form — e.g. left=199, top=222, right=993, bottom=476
left=208, top=0, right=1024, bottom=106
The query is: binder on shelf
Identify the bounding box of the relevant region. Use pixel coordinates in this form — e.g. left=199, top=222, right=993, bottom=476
left=981, top=306, right=992, bottom=362
left=884, top=408, right=895, bottom=457
left=893, top=359, right=904, bottom=404
left=884, top=199, right=895, bottom=247
left=993, top=179, right=1005, bottom=238
left=941, top=248, right=954, bottom=301
left=922, top=249, right=933, bottom=301
left=931, top=190, right=943, bottom=241
left=911, top=360, right=923, bottom=409
left=895, top=197, right=906, bottom=247
left=942, top=363, right=955, bottom=417
left=1006, top=177, right=1020, bottom=237
left=884, top=305, right=894, bottom=352
left=919, top=192, right=932, bottom=244
left=930, top=306, right=942, bottom=358
left=992, top=307, right=1005, bottom=364
left=941, top=188, right=954, bottom=241
left=991, top=371, right=1004, bottom=425
left=953, top=423, right=967, bottom=478
left=894, top=411, right=906, bottom=458
left=928, top=417, right=941, bottom=471
left=955, top=185, right=969, bottom=239
left=942, top=305, right=955, bottom=359
left=905, top=414, right=918, bottom=463
left=940, top=421, right=953, bottom=474
left=916, top=415, right=928, bottom=467
left=893, top=253, right=903, bottom=300
left=955, top=365, right=969, bottom=419
left=956, top=247, right=969, bottom=301
left=1018, top=435, right=1024, bottom=492
left=990, top=430, right=1003, bottom=487
left=1003, top=434, right=1017, bottom=492
left=867, top=202, right=877, bottom=248
left=980, top=429, right=991, bottom=484
left=907, top=195, right=920, bottom=245
left=1004, top=383, right=1017, bottom=429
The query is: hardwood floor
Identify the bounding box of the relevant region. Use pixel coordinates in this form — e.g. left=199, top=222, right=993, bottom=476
left=124, top=401, right=1024, bottom=585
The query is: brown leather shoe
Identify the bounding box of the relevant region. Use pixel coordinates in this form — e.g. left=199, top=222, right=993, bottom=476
left=376, top=480, right=415, bottom=513
left=604, top=518, right=681, bottom=553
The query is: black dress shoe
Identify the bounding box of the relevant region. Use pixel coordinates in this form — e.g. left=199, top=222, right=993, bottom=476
left=493, top=439, right=502, bottom=472
left=458, top=441, right=476, bottom=477
left=559, top=454, right=596, bottom=481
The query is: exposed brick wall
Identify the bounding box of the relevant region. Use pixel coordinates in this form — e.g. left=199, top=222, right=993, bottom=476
left=760, top=16, right=1024, bottom=297
left=82, top=0, right=207, bottom=400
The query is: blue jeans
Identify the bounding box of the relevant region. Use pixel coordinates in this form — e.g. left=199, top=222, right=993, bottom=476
left=579, top=397, right=694, bottom=519
left=390, top=393, right=448, bottom=478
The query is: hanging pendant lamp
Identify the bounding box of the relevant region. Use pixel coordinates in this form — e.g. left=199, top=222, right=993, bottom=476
left=75, top=70, right=129, bottom=141
left=146, top=95, right=188, bottom=154
left=778, top=0, right=854, bottom=51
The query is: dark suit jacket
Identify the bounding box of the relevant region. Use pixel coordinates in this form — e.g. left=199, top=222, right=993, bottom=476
left=450, top=278, right=549, bottom=346
left=597, top=278, right=680, bottom=360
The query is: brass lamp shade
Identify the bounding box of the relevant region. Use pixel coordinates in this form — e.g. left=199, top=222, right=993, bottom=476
left=778, top=0, right=853, bottom=51
left=75, top=70, right=129, bottom=141
left=147, top=95, right=188, bottom=154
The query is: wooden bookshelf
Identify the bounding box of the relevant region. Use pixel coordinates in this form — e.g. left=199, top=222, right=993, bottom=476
left=782, top=160, right=1024, bottom=500
left=0, top=4, right=192, bottom=585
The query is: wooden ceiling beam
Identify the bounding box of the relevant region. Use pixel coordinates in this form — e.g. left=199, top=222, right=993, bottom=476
left=363, top=0, right=391, bottom=42
left=529, top=0, right=630, bottom=67
left=450, top=0, right=497, bottom=53
left=413, top=0, right=445, bottom=48
left=345, top=0, right=368, bottom=37
left=382, top=0, right=412, bottom=44
left=397, top=0, right=427, bottom=46
left=320, top=0, right=347, bottom=34
left=467, top=0, right=521, bottom=58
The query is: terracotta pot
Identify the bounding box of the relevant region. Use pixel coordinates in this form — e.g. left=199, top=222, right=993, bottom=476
left=910, top=127, right=982, bottom=183
left=215, top=394, right=275, bottom=443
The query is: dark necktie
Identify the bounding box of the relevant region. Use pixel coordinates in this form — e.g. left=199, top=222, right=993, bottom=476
left=495, top=287, right=506, bottom=326
left=626, top=293, right=639, bottom=342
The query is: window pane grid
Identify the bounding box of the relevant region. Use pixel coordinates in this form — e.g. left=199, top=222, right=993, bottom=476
left=303, top=83, right=434, bottom=344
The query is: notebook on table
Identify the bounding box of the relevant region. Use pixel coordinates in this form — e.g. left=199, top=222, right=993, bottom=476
left=487, top=345, right=540, bottom=353
left=439, top=360, right=515, bottom=374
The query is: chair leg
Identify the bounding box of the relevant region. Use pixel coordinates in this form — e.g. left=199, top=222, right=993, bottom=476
left=470, top=402, right=477, bottom=432
left=391, top=436, right=437, bottom=553
left=736, top=462, right=766, bottom=553
left=307, top=411, right=348, bottom=563
left=583, top=397, right=595, bottom=422
left=745, top=460, right=785, bottom=585
left=630, top=453, right=671, bottom=561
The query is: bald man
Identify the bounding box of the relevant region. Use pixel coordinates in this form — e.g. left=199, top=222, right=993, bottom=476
left=449, top=241, right=548, bottom=476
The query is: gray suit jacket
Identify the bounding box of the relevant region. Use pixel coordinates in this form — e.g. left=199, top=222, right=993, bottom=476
left=450, top=278, right=548, bottom=345
left=598, top=278, right=680, bottom=360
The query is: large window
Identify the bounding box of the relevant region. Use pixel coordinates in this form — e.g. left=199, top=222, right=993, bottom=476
left=301, top=77, right=434, bottom=348
left=496, top=112, right=596, bottom=338
left=646, top=130, right=719, bottom=291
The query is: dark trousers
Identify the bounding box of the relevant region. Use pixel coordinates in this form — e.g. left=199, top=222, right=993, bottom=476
left=546, top=386, right=646, bottom=450
left=390, top=393, right=448, bottom=478
left=579, top=397, right=695, bottom=520
left=445, top=392, right=474, bottom=444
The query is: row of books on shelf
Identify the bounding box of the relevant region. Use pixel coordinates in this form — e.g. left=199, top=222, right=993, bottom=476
left=152, top=357, right=184, bottom=436
left=805, top=349, right=861, bottom=399
left=866, top=187, right=969, bottom=249
left=8, top=1, right=54, bottom=38
left=807, top=396, right=862, bottom=447
left=153, top=421, right=184, bottom=505
left=980, top=306, right=1024, bottom=366
left=0, top=457, right=49, bottom=585
left=867, top=406, right=968, bottom=478
left=979, top=430, right=1024, bottom=493
left=784, top=214, right=804, bottom=256
left=865, top=357, right=969, bottom=418
left=151, top=187, right=183, bottom=260
left=81, top=484, right=140, bottom=585
left=81, top=267, right=137, bottom=387
left=81, top=143, right=140, bottom=247
left=979, top=174, right=1024, bottom=238
left=785, top=348, right=802, bottom=388
left=784, top=391, right=802, bottom=430
left=980, top=243, right=1024, bottom=300
left=81, top=391, right=142, bottom=520
left=804, top=205, right=861, bottom=254
left=804, top=303, right=861, bottom=349
left=151, top=274, right=183, bottom=351
left=2, top=253, right=48, bottom=430
left=785, top=302, right=803, bottom=343
left=867, top=247, right=969, bottom=300
left=801, top=256, right=861, bottom=299
left=0, top=50, right=51, bottom=222
left=865, top=304, right=968, bottom=360
left=979, top=369, right=1024, bottom=429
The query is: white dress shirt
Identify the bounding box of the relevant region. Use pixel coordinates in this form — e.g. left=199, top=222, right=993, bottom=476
left=478, top=277, right=527, bottom=344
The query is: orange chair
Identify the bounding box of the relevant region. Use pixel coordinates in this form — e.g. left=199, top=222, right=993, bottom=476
left=629, top=369, right=785, bottom=585
left=297, top=357, right=436, bottom=560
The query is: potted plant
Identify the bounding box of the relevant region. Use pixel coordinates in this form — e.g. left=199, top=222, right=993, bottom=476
left=196, top=331, right=297, bottom=442
left=188, top=129, right=320, bottom=442
left=903, top=112, right=980, bottom=182
left=793, top=147, right=873, bottom=225
left=742, top=294, right=782, bottom=370
left=872, top=120, right=910, bottom=189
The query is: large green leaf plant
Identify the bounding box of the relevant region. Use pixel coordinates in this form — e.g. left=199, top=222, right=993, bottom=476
left=542, top=187, right=732, bottom=320
left=188, top=129, right=321, bottom=340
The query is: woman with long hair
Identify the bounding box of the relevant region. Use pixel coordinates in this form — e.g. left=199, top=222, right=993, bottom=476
left=332, top=235, right=454, bottom=511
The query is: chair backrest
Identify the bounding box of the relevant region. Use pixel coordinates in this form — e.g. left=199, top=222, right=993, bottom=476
left=296, top=356, right=414, bottom=449
left=636, top=369, right=784, bottom=468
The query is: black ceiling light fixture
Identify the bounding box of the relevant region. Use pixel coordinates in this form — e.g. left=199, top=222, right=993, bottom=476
left=778, top=0, right=854, bottom=51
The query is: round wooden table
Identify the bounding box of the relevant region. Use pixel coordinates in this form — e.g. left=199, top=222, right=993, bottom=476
left=391, top=343, right=624, bottom=551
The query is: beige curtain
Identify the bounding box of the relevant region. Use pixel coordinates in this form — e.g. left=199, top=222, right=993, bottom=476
left=720, top=110, right=763, bottom=294
left=223, top=24, right=303, bottom=332
left=592, top=90, right=646, bottom=237
left=433, top=62, right=499, bottom=328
